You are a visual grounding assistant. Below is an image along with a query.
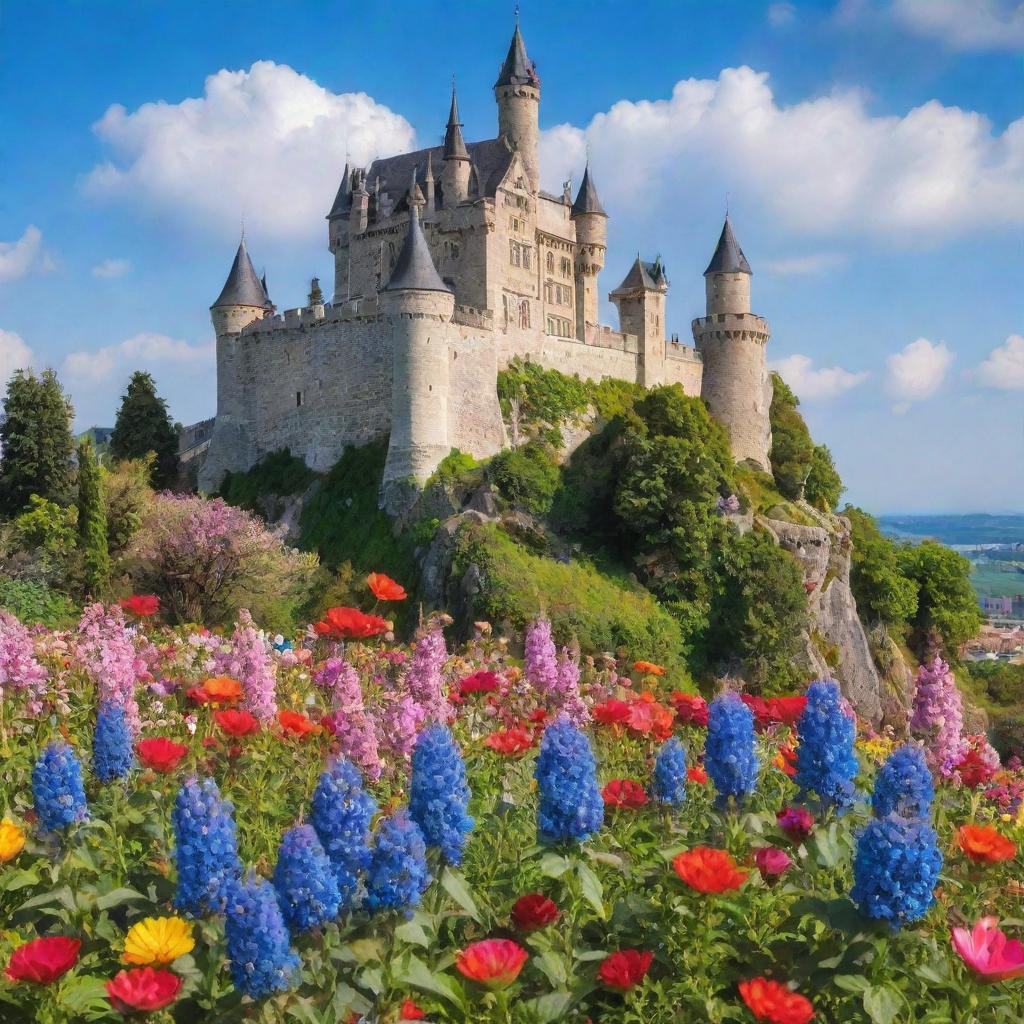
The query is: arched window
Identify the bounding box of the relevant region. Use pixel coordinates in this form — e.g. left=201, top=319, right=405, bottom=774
left=502, top=294, right=510, bottom=327
left=519, top=300, right=530, bottom=329
left=546, top=252, right=554, bottom=272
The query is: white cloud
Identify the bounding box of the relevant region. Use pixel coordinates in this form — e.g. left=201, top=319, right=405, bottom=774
left=63, top=333, right=213, bottom=384
left=976, top=334, right=1024, bottom=390
left=0, top=329, right=34, bottom=386
left=91, top=258, right=131, bottom=279
left=762, top=252, right=847, bottom=276
left=890, top=0, right=1024, bottom=52
left=885, top=338, right=954, bottom=410
left=0, top=226, right=54, bottom=283
left=83, top=61, right=416, bottom=242
left=771, top=354, right=869, bottom=400
left=539, top=66, right=1024, bottom=239
left=768, top=2, right=798, bottom=27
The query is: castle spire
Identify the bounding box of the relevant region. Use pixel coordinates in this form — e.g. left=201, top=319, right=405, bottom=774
left=495, top=23, right=539, bottom=88
left=704, top=216, right=752, bottom=276
left=570, top=163, right=606, bottom=218
left=385, top=187, right=449, bottom=293
left=327, top=162, right=352, bottom=220
left=443, top=86, right=469, bottom=161
left=211, top=237, right=271, bottom=310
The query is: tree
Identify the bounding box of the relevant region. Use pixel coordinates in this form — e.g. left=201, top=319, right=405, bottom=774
left=805, top=444, right=844, bottom=511
left=77, top=438, right=110, bottom=595
left=110, top=372, right=179, bottom=489
left=845, top=506, right=919, bottom=629
left=768, top=373, right=813, bottom=501
left=0, top=369, right=74, bottom=517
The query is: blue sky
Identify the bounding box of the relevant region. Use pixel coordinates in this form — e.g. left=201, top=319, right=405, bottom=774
left=1, top=0, right=1022, bottom=514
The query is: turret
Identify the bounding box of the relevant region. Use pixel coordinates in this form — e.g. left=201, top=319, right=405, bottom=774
left=210, top=238, right=272, bottom=336
left=380, top=183, right=455, bottom=512
left=609, top=256, right=668, bottom=386
left=424, top=151, right=436, bottom=215
left=494, top=23, right=540, bottom=192
left=350, top=169, right=369, bottom=237
left=308, top=276, right=323, bottom=307
left=327, top=162, right=352, bottom=303
left=570, top=163, right=607, bottom=340
left=441, top=87, right=471, bottom=207
left=693, top=217, right=772, bottom=470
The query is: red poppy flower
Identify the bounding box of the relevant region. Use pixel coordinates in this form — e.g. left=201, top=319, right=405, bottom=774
left=119, top=595, right=160, bottom=618
left=598, top=949, right=653, bottom=991
left=688, top=764, right=708, bottom=784
left=957, top=824, right=1017, bottom=864
left=739, top=977, right=814, bottom=1024
left=136, top=737, right=189, bottom=773
left=777, top=807, right=815, bottom=843
left=484, top=727, right=533, bottom=756
left=593, top=699, right=632, bottom=726
left=602, top=779, right=649, bottom=809
left=214, top=709, right=260, bottom=737
left=367, top=573, right=407, bottom=602
left=511, top=893, right=560, bottom=931
left=459, top=670, right=500, bottom=695
left=672, top=847, right=749, bottom=894
left=106, top=967, right=183, bottom=1014
left=455, top=939, right=528, bottom=990
left=314, top=606, right=389, bottom=639
left=632, top=660, right=666, bottom=677
left=399, top=999, right=426, bottom=1020
left=277, top=710, right=322, bottom=737
left=5, top=936, right=81, bottom=984
left=670, top=692, right=709, bottom=727
left=527, top=708, right=548, bottom=724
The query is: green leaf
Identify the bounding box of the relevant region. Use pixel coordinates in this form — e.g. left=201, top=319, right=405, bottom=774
left=395, top=917, right=431, bottom=948
left=535, top=950, right=568, bottom=988
left=540, top=853, right=571, bottom=879
left=524, top=991, right=574, bottom=1023
left=915, top=963, right=949, bottom=986
left=95, top=887, right=147, bottom=911
left=59, top=976, right=110, bottom=1015
left=833, top=975, right=872, bottom=994
left=0, top=869, right=39, bottom=893
left=575, top=861, right=605, bottom=919
left=863, top=984, right=902, bottom=1024
left=440, top=867, right=481, bottom=923
left=399, top=955, right=467, bottom=1010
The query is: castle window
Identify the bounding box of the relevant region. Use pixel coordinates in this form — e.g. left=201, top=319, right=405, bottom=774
left=522, top=246, right=531, bottom=270
left=516, top=176, right=526, bottom=190
left=448, top=241, right=460, bottom=259
left=519, top=300, right=530, bottom=329
left=509, top=241, right=521, bottom=267
left=546, top=252, right=554, bottom=272
left=544, top=282, right=552, bottom=304
left=502, top=294, right=510, bottom=327
left=510, top=216, right=521, bottom=233
left=296, top=391, right=304, bottom=408
left=560, top=257, right=571, bottom=277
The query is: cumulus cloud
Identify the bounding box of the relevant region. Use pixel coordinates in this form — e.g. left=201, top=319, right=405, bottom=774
left=91, top=258, right=131, bottom=279
left=975, top=334, right=1024, bottom=390
left=890, top=0, right=1024, bottom=52
left=768, top=2, right=798, bottom=27
left=83, top=61, right=416, bottom=242
left=771, top=354, right=868, bottom=400
left=0, top=226, right=54, bottom=283
left=886, top=337, right=954, bottom=412
left=63, top=333, right=213, bottom=384
left=0, top=329, right=34, bottom=386
left=762, top=252, right=847, bottom=276
left=539, top=66, right=1024, bottom=240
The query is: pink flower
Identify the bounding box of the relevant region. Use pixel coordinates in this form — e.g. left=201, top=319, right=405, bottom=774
left=754, top=846, right=792, bottom=883
left=911, top=657, right=966, bottom=777
left=404, top=628, right=448, bottom=725
left=952, top=918, right=1024, bottom=982
left=777, top=806, right=815, bottom=843
left=524, top=618, right=558, bottom=695
left=215, top=611, right=277, bottom=721
left=75, top=604, right=141, bottom=736
left=0, top=610, right=49, bottom=717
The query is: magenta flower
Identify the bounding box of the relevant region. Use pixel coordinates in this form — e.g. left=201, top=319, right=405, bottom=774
left=754, top=846, right=792, bottom=883
left=777, top=806, right=815, bottom=843
left=952, top=918, right=1024, bottom=982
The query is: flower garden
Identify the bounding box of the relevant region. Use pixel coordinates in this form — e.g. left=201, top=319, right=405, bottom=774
left=2, top=578, right=1024, bottom=1023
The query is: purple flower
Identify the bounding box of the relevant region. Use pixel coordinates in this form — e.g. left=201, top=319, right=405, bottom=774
left=75, top=603, right=141, bottom=736
left=216, top=610, right=277, bottom=721
left=552, top=648, right=589, bottom=726
left=404, top=628, right=448, bottom=725
left=911, top=657, right=966, bottom=777
left=524, top=617, right=558, bottom=695
left=0, top=610, right=48, bottom=716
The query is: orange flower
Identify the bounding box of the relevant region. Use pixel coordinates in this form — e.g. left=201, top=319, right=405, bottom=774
left=739, top=977, right=814, bottom=1024
left=314, top=606, right=390, bottom=639
left=455, top=939, right=528, bottom=990
left=957, top=824, right=1017, bottom=864
left=277, top=710, right=322, bottom=737
left=774, top=745, right=798, bottom=777
left=483, top=727, right=533, bottom=756
left=672, top=847, right=749, bottom=894
left=633, top=660, right=666, bottom=676
left=367, top=573, right=407, bottom=602
left=200, top=677, right=243, bottom=704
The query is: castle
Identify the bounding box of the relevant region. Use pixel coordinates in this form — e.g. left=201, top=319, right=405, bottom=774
left=199, top=24, right=773, bottom=509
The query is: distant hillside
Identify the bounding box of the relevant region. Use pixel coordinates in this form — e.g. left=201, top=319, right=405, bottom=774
left=879, top=514, right=1024, bottom=547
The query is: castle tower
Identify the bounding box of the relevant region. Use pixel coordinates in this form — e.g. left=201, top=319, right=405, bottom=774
left=424, top=151, right=436, bottom=215
left=693, top=217, right=772, bottom=470
left=610, top=256, right=668, bottom=386
left=494, top=23, right=540, bottom=192
left=380, top=183, right=455, bottom=512
left=210, top=238, right=272, bottom=336
left=326, top=162, right=352, bottom=304
left=570, top=163, right=607, bottom=340
left=441, top=88, right=471, bottom=207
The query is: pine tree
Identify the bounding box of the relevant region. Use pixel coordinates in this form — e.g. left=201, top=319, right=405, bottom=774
left=110, top=371, right=179, bottom=489
left=0, top=368, right=75, bottom=517
left=77, top=438, right=110, bottom=596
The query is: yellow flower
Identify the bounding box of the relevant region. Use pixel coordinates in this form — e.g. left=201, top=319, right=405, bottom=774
left=0, top=818, right=26, bottom=863
left=123, top=916, right=195, bottom=965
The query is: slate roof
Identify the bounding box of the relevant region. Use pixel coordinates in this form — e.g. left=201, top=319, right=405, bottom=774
left=611, top=256, right=667, bottom=294
left=571, top=164, right=606, bottom=218
left=443, top=90, right=469, bottom=161
left=495, top=25, right=539, bottom=88
left=211, top=240, right=273, bottom=309
left=385, top=205, right=450, bottom=293
left=327, top=162, right=351, bottom=220
left=704, top=216, right=752, bottom=275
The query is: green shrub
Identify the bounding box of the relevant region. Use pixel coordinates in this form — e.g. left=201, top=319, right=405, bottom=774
left=0, top=577, right=77, bottom=628
left=497, top=358, right=590, bottom=438
left=805, top=444, right=844, bottom=511
left=104, top=455, right=154, bottom=555
left=427, top=449, right=481, bottom=490
left=12, top=495, right=77, bottom=558
left=845, top=505, right=920, bottom=630
left=487, top=440, right=560, bottom=517
left=218, top=448, right=319, bottom=512
left=589, top=377, right=645, bottom=420
left=768, top=373, right=813, bottom=501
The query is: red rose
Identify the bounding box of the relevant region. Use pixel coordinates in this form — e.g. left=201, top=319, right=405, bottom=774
left=106, top=967, right=182, bottom=1014
left=214, top=709, right=260, bottom=737
left=597, top=949, right=653, bottom=991
left=741, top=694, right=772, bottom=730
left=119, top=595, right=160, bottom=618
left=399, top=998, right=426, bottom=1020
left=670, top=692, right=709, bottom=727
left=314, top=607, right=389, bottom=640
left=765, top=696, right=807, bottom=727
left=511, top=893, right=560, bottom=931
left=777, top=806, right=815, bottom=843
left=602, top=779, right=649, bottom=809
left=459, top=671, right=500, bottom=695
left=672, top=847, right=748, bottom=894
left=5, top=936, right=81, bottom=984
left=136, top=737, right=189, bottom=772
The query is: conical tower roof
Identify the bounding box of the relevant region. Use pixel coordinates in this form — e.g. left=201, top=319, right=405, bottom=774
left=571, top=163, right=606, bottom=218
left=326, top=162, right=352, bottom=220
left=704, top=216, right=752, bottom=276
left=211, top=239, right=271, bottom=309
left=385, top=202, right=450, bottom=294
left=443, top=88, right=469, bottom=161
left=495, top=24, right=539, bottom=88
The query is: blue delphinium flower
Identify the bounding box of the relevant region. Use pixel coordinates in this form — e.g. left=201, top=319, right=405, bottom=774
left=364, top=809, right=431, bottom=915
left=535, top=714, right=604, bottom=843
left=704, top=694, right=758, bottom=810
left=310, top=757, right=376, bottom=911
left=272, top=824, right=342, bottom=934
left=651, top=737, right=687, bottom=807
left=93, top=702, right=133, bottom=783
left=32, top=742, right=88, bottom=831
left=172, top=776, right=242, bottom=916
left=795, top=680, right=859, bottom=814
left=872, top=744, right=934, bottom=820
left=408, top=724, right=474, bottom=865
left=850, top=815, right=942, bottom=927
left=225, top=873, right=300, bottom=998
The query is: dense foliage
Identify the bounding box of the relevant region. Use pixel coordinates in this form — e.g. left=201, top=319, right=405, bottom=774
left=487, top=441, right=561, bottom=518
left=217, top=449, right=320, bottom=513
left=109, top=372, right=180, bottom=489
left=805, top=444, right=844, bottom=512
left=846, top=507, right=920, bottom=630
left=768, top=374, right=814, bottom=501
left=77, top=439, right=111, bottom=598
